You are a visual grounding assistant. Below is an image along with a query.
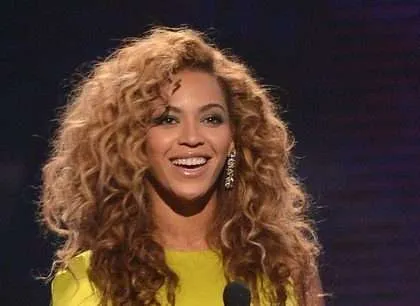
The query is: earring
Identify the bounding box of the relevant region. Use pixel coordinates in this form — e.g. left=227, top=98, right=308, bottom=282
left=224, top=150, right=236, bottom=190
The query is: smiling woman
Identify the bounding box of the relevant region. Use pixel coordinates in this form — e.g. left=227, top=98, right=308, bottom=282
left=145, top=70, right=233, bottom=219
left=39, top=27, right=324, bottom=306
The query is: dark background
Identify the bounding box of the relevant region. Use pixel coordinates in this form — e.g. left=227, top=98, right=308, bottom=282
left=1, top=1, right=419, bottom=305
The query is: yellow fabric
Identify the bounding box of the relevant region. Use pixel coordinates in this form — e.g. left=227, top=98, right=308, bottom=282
left=52, top=250, right=297, bottom=306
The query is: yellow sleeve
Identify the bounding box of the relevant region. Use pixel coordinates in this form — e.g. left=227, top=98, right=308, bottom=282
left=51, top=252, right=100, bottom=306
left=285, top=282, right=298, bottom=306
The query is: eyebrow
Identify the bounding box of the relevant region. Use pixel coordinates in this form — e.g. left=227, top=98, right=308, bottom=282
left=171, top=79, right=181, bottom=95
left=166, top=103, right=227, bottom=113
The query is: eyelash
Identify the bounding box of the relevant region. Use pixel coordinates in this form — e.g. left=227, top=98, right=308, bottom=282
left=155, top=115, right=178, bottom=125
left=153, top=114, right=224, bottom=126
left=203, top=114, right=224, bottom=125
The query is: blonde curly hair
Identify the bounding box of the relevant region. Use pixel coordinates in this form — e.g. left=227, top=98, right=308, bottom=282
left=40, top=26, right=320, bottom=306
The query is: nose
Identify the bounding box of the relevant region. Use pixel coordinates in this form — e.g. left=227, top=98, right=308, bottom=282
left=177, top=119, right=204, bottom=147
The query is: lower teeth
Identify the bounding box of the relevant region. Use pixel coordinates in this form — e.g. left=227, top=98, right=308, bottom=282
left=178, top=164, right=203, bottom=169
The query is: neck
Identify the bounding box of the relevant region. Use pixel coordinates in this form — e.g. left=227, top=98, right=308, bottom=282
left=155, top=209, right=214, bottom=251
left=146, top=181, right=218, bottom=251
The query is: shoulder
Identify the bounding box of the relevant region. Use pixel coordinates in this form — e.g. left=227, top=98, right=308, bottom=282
left=285, top=281, right=298, bottom=306
left=258, top=276, right=298, bottom=306
left=51, top=251, right=99, bottom=306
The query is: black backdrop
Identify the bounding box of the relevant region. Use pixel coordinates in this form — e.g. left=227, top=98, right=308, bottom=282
left=1, top=1, right=419, bottom=305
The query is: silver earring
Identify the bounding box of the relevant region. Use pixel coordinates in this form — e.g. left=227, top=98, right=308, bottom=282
left=224, top=150, right=236, bottom=190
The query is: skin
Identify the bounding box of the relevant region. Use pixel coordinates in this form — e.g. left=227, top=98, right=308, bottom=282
left=144, top=69, right=234, bottom=250
left=143, top=70, right=325, bottom=304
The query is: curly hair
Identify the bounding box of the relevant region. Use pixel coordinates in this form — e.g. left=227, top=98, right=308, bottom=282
left=40, top=27, right=320, bottom=306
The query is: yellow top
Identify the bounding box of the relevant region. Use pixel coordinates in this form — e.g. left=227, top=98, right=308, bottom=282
left=52, top=250, right=297, bottom=306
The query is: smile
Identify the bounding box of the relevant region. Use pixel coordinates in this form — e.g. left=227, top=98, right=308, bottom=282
left=171, top=157, right=208, bottom=167
left=170, top=157, right=210, bottom=177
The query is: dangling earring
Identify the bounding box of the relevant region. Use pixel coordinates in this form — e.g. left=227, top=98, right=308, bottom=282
left=224, top=150, right=236, bottom=190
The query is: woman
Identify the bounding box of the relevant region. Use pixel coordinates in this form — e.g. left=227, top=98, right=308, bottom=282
left=40, top=27, right=324, bottom=305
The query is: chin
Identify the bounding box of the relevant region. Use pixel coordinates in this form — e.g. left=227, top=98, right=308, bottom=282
left=170, top=182, right=216, bottom=202
left=173, top=189, right=208, bottom=202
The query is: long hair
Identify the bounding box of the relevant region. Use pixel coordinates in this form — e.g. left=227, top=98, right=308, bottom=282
left=40, top=27, right=320, bottom=305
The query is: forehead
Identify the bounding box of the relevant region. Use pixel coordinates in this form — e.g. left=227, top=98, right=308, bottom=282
left=167, top=70, right=227, bottom=109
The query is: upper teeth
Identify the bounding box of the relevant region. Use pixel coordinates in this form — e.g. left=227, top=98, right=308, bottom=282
left=172, top=157, right=207, bottom=166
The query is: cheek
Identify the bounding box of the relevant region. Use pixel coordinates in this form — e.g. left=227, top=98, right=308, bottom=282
left=145, top=131, right=171, bottom=158
left=209, top=128, right=233, bottom=152
left=145, top=132, right=173, bottom=180
left=145, top=134, right=156, bottom=157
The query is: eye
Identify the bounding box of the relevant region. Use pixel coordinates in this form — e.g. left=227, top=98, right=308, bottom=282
left=153, top=115, right=178, bottom=125
left=202, top=114, right=224, bottom=125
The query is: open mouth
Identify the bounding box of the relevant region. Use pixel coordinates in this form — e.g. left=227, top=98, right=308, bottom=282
left=171, top=157, right=209, bottom=169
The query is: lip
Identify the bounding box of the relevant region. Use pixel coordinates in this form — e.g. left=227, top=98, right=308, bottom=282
left=170, top=159, right=210, bottom=178
left=169, top=154, right=212, bottom=161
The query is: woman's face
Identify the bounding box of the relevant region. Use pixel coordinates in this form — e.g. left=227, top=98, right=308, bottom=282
left=145, top=69, right=234, bottom=204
